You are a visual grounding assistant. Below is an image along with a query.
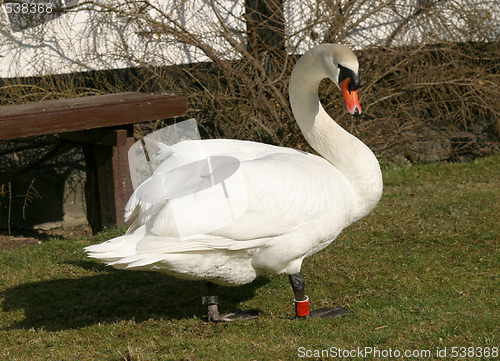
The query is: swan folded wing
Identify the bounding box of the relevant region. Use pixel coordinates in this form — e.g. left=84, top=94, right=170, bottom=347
left=124, top=142, right=351, bottom=257
left=125, top=138, right=303, bottom=224
left=204, top=152, right=350, bottom=240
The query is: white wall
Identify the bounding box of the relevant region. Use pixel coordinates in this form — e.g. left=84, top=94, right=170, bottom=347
left=0, top=0, right=497, bottom=78
left=0, top=0, right=245, bottom=77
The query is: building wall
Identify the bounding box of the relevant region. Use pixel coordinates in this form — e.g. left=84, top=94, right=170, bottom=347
left=1, top=0, right=497, bottom=78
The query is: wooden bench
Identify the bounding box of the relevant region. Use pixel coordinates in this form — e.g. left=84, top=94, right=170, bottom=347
left=0, top=92, right=188, bottom=233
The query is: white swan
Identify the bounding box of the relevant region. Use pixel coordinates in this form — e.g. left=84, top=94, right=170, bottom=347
left=85, top=44, right=383, bottom=321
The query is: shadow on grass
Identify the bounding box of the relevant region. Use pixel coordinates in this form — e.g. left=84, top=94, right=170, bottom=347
left=1, top=261, right=270, bottom=331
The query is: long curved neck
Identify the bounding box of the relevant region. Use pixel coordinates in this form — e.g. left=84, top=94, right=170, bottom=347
left=289, top=52, right=383, bottom=219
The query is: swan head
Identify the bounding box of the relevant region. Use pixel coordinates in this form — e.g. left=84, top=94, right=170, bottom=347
left=291, top=44, right=362, bottom=116
left=322, top=44, right=362, bottom=116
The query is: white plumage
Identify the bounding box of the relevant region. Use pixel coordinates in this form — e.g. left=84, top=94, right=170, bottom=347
left=85, top=44, right=383, bottom=292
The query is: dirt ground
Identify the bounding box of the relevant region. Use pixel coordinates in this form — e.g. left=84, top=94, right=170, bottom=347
left=0, top=225, right=92, bottom=251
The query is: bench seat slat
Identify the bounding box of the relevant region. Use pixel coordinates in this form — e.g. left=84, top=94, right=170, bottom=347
left=0, top=92, right=187, bottom=140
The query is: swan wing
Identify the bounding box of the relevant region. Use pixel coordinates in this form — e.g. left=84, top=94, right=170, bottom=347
left=123, top=139, right=353, bottom=255
left=124, top=139, right=301, bottom=227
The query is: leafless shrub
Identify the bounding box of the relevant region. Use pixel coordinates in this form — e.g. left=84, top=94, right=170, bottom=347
left=1, top=0, right=499, bottom=161
left=20, top=178, right=41, bottom=220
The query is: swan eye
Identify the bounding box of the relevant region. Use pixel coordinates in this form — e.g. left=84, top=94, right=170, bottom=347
left=338, top=64, right=360, bottom=91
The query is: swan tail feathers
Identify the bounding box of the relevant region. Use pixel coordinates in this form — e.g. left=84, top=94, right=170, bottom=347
left=107, top=254, right=166, bottom=269
left=85, top=230, right=271, bottom=271
left=84, top=231, right=144, bottom=263
left=135, top=236, right=271, bottom=253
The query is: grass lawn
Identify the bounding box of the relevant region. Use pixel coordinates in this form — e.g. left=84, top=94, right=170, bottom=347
left=1, top=156, right=498, bottom=360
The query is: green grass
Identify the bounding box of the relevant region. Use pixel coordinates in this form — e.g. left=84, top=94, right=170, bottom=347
left=1, top=156, right=499, bottom=360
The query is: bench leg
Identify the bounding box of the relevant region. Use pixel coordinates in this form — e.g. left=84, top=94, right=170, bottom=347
left=83, top=129, right=134, bottom=233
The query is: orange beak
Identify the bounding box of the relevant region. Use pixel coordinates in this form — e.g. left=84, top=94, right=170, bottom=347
left=340, top=78, right=362, bottom=116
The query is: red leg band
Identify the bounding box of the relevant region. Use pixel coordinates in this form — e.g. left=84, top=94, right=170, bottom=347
left=294, top=296, right=310, bottom=317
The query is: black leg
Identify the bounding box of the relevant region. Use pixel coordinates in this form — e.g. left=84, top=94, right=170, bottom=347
left=289, top=273, right=307, bottom=301
left=205, top=282, right=222, bottom=322
left=289, top=273, right=310, bottom=318
left=288, top=273, right=350, bottom=319
left=203, top=282, right=259, bottom=322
